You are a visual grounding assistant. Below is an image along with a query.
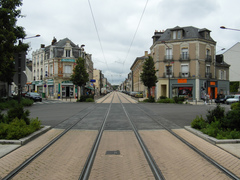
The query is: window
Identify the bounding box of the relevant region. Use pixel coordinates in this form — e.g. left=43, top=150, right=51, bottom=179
left=177, top=30, right=181, bottom=39
left=64, top=65, right=72, bottom=73
left=173, top=31, right=177, bottom=39
left=173, top=30, right=181, bottom=39
left=181, top=64, right=189, bottom=77
left=206, top=65, right=210, bottom=73
left=206, top=65, right=211, bottom=78
left=166, top=48, right=172, bottom=60
left=181, top=48, right=189, bottom=60
left=219, top=70, right=226, bottom=80
left=165, top=65, right=172, bottom=77
left=66, top=50, right=71, bottom=57
left=50, top=65, right=53, bottom=75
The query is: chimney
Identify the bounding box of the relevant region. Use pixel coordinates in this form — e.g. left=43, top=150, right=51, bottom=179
left=144, top=51, right=148, bottom=57
left=52, top=37, right=57, bottom=45
left=41, top=44, right=45, bottom=48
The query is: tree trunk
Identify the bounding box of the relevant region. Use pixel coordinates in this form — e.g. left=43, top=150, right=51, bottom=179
left=148, top=87, right=151, bottom=98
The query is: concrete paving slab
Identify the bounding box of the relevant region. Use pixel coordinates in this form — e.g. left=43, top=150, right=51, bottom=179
left=0, top=144, right=20, bottom=158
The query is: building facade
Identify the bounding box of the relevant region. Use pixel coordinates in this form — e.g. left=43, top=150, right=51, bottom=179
left=93, top=69, right=102, bottom=96
left=32, top=37, right=93, bottom=98
left=130, top=51, right=149, bottom=94
left=150, top=26, right=230, bottom=100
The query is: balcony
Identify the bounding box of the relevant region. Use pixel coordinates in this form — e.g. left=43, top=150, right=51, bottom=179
left=63, top=73, right=72, bottom=78
left=163, top=72, right=174, bottom=78
left=205, top=72, right=212, bottom=78
left=179, top=54, right=190, bottom=61
left=179, top=72, right=190, bottom=78
left=205, top=55, right=212, bottom=62
left=164, top=55, right=173, bottom=62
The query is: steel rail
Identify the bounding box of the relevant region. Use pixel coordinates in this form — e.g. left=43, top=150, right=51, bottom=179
left=118, top=92, right=239, bottom=179
left=135, top=103, right=240, bottom=180
left=2, top=95, right=109, bottom=180
left=79, top=91, right=115, bottom=180
left=116, top=93, right=165, bottom=180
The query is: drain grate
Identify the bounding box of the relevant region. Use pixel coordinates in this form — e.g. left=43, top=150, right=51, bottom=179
left=105, top=150, right=120, bottom=155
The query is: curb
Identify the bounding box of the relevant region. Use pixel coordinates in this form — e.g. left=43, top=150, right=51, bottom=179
left=0, top=126, right=51, bottom=145
left=185, top=126, right=240, bottom=144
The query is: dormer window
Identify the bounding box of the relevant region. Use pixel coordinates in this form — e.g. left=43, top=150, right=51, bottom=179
left=66, top=50, right=71, bottom=57
left=173, top=30, right=182, bottom=39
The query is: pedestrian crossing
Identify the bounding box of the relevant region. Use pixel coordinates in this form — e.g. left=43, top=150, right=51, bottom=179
left=33, top=100, right=76, bottom=105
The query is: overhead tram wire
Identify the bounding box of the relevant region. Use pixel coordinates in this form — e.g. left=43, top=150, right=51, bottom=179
left=121, top=0, right=149, bottom=75
left=88, top=0, right=113, bottom=83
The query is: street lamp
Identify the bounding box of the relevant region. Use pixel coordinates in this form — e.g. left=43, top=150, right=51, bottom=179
left=220, top=26, right=240, bottom=31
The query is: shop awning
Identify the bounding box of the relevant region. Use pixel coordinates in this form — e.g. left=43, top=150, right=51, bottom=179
left=85, top=86, right=94, bottom=90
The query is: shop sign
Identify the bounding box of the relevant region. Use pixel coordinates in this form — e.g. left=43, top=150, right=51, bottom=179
left=47, top=79, right=54, bottom=85
left=62, top=80, right=73, bottom=85
left=210, top=82, right=216, bottom=86
left=61, top=59, right=75, bottom=62
left=178, top=79, right=187, bottom=83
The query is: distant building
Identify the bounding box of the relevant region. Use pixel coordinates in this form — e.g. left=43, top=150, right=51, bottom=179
left=130, top=51, right=149, bottom=95
left=32, top=37, right=93, bottom=98
left=218, top=42, right=239, bottom=91
left=150, top=26, right=230, bottom=100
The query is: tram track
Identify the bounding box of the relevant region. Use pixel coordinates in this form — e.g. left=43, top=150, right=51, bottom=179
left=1, top=91, right=239, bottom=179
left=116, top=93, right=165, bottom=179
left=118, top=92, right=240, bottom=180
left=2, top=94, right=111, bottom=180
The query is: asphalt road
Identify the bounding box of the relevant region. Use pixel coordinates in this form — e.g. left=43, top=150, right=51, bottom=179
left=25, top=99, right=231, bottom=129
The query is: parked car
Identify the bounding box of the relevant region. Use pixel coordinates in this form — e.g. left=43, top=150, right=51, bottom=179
left=135, top=92, right=143, bottom=98
left=130, top=91, right=139, bottom=97
left=25, top=92, right=42, bottom=102
left=226, top=95, right=240, bottom=105
left=215, top=95, right=234, bottom=104
left=21, top=91, right=28, bottom=97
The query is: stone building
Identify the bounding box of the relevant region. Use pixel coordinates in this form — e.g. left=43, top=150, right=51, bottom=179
left=32, top=37, right=93, bottom=98
left=150, top=26, right=230, bottom=100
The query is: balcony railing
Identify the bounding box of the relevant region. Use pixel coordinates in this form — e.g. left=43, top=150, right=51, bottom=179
left=179, top=72, right=190, bottom=78
left=164, top=55, right=173, bottom=62
left=63, top=73, right=72, bottom=78
left=163, top=72, right=174, bottom=78
left=205, top=72, right=212, bottom=78
left=205, top=55, right=212, bottom=62
left=179, top=53, right=190, bottom=61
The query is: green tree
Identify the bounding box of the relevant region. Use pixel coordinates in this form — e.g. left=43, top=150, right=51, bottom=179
left=140, top=56, right=158, bottom=97
left=70, top=57, right=89, bottom=99
left=0, top=0, right=28, bottom=94
left=230, top=81, right=239, bottom=93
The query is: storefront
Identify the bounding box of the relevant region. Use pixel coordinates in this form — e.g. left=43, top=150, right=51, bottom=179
left=171, top=79, right=195, bottom=99
left=61, top=81, right=74, bottom=98
left=47, top=79, right=54, bottom=97
left=32, top=80, right=44, bottom=93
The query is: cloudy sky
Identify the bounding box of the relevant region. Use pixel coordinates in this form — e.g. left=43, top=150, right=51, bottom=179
left=17, top=0, right=240, bottom=85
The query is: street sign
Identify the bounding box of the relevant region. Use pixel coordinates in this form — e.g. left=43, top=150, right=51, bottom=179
left=13, top=72, right=27, bottom=86
left=90, top=79, right=96, bottom=82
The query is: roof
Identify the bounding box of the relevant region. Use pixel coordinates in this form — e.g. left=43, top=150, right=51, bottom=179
left=130, top=56, right=148, bottom=70
left=53, top=38, right=78, bottom=47
left=155, top=26, right=215, bottom=43
left=45, top=37, right=79, bottom=50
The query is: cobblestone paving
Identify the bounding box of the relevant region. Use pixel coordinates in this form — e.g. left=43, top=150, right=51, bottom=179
left=140, top=130, right=231, bottom=180
left=96, top=92, right=137, bottom=104
left=89, top=131, right=155, bottom=180
left=173, top=129, right=240, bottom=178
left=12, top=130, right=98, bottom=180
left=0, top=129, right=63, bottom=179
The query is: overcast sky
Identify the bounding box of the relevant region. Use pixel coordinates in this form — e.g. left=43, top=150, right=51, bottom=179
left=17, top=0, right=240, bottom=85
